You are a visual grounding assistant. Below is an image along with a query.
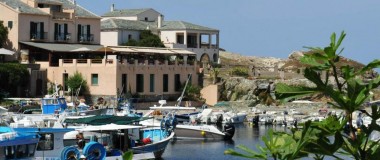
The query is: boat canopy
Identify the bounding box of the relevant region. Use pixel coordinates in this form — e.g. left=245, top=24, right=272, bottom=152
left=78, top=124, right=143, bottom=132
left=63, top=115, right=151, bottom=125
left=150, top=106, right=196, bottom=110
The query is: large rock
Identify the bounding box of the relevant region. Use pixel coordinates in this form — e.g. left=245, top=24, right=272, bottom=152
left=288, top=51, right=304, bottom=60
left=220, top=77, right=260, bottom=104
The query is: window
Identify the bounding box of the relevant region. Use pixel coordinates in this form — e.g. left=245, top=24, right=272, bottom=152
left=91, top=74, right=98, bottom=85
left=136, top=74, right=144, bottom=92
left=122, top=74, right=127, bottom=93
left=175, top=74, right=181, bottom=92
left=177, top=35, right=184, bottom=44
left=37, top=133, right=54, bottom=151
left=7, top=21, right=12, bottom=29
left=9, top=144, right=36, bottom=158
left=54, top=23, right=68, bottom=40
left=30, top=22, right=44, bottom=40
left=128, top=34, right=132, bottom=40
left=78, top=24, right=92, bottom=42
left=144, top=17, right=148, bottom=21
left=150, top=74, right=155, bottom=92
left=163, top=74, right=168, bottom=92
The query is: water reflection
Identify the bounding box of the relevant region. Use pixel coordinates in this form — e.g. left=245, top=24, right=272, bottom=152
left=163, top=123, right=286, bottom=160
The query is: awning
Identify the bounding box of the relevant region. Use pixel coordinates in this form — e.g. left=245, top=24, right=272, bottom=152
left=108, top=46, right=196, bottom=55
left=78, top=124, right=143, bottom=132
left=20, top=41, right=104, bottom=52
left=0, top=48, right=15, bottom=55
left=19, top=42, right=196, bottom=55
left=64, top=115, right=150, bottom=125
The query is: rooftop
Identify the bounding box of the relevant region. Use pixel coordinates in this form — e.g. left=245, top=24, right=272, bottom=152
left=102, top=8, right=152, bottom=17
left=160, top=21, right=218, bottom=31
left=0, top=0, right=99, bottom=18
left=101, top=19, right=153, bottom=31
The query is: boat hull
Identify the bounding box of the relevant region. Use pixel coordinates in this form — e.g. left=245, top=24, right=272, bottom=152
left=174, top=126, right=225, bottom=140
left=132, top=131, right=174, bottom=158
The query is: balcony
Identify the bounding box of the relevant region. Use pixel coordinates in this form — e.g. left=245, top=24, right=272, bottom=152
left=54, top=33, right=71, bottom=42
left=52, top=11, right=73, bottom=20
left=30, top=32, right=48, bottom=41
left=78, top=34, right=94, bottom=43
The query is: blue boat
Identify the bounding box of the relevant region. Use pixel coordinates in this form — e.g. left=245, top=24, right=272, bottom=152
left=69, top=123, right=175, bottom=159
left=9, top=127, right=109, bottom=160
left=41, top=96, right=68, bottom=114
left=0, top=123, right=40, bottom=159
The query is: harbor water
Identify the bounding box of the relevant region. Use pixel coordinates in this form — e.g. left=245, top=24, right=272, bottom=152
left=163, top=123, right=289, bottom=160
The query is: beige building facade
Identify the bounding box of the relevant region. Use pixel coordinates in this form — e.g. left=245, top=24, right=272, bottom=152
left=1, top=1, right=202, bottom=101
left=100, top=6, right=220, bottom=68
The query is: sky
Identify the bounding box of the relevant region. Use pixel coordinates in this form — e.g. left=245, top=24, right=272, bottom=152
left=76, top=0, right=380, bottom=65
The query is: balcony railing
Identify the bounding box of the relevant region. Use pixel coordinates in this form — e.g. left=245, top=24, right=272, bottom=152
left=78, top=34, right=94, bottom=43
left=52, top=11, right=72, bottom=20
left=54, top=33, right=71, bottom=42
left=59, top=59, right=196, bottom=67
left=30, top=32, right=48, bottom=41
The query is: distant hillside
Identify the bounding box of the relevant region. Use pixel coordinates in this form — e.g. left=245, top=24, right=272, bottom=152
left=219, top=51, right=284, bottom=68
left=219, top=50, right=365, bottom=71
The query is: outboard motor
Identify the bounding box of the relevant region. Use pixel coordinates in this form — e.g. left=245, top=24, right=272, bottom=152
left=252, top=115, right=259, bottom=126
left=216, top=114, right=223, bottom=127
left=223, top=124, right=235, bottom=140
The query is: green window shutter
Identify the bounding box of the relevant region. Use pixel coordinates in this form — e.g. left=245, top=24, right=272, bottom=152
left=40, top=22, right=44, bottom=39
left=77, top=24, right=81, bottom=41
left=30, top=22, right=34, bottom=39
left=54, top=23, right=58, bottom=40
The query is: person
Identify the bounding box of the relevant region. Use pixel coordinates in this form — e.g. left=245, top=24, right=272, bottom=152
left=76, top=133, right=86, bottom=149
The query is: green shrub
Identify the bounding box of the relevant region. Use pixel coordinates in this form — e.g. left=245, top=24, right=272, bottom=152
left=229, top=67, right=249, bottom=77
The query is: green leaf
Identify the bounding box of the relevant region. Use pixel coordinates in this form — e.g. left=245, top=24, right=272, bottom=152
left=122, top=150, right=133, bottom=160
left=358, top=59, right=380, bottom=75
left=300, top=54, right=330, bottom=70
left=275, top=83, right=318, bottom=102
left=334, top=31, right=346, bottom=51
left=324, top=46, right=335, bottom=58
left=341, top=65, right=355, bottom=80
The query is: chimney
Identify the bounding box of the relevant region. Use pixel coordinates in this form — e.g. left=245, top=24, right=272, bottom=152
left=157, top=14, right=164, bottom=28
left=110, top=4, right=115, bottom=12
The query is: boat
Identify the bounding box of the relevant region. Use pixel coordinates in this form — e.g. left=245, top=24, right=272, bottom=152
left=141, top=106, right=235, bottom=140
left=65, top=123, right=174, bottom=159
left=0, top=121, right=40, bottom=159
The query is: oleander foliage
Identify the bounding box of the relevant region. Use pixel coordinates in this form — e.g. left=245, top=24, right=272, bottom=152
left=225, top=31, right=380, bottom=159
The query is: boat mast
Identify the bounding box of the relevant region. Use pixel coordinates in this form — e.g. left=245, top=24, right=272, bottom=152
left=177, top=74, right=191, bottom=106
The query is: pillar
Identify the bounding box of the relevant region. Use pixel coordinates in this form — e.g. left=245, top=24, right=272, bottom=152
left=208, top=34, right=212, bottom=48
left=197, top=33, right=200, bottom=48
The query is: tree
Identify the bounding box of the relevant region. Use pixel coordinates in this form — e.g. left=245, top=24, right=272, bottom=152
left=225, top=31, right=380, bottom=159
left=122, top=30, right=165, bottom=48
left=0, top=63, right=29, bottom=97
left=0, top=21, right=8, bottom=47
left=66, top=71, right=89, bottom=96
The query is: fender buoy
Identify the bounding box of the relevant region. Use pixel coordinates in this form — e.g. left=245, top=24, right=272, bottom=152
left=61, top=146, right=80, bottom=160
left=142, top=137, right=152, bottom=144
left=83, top=141, right=106, bottom=160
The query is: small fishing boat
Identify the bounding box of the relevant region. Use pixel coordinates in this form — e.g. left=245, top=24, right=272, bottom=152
left=141, top=107, right=235, bottom=140
left=65, top=123, right=174, bottom=159
left=0, top=121, right=40, bottom=159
